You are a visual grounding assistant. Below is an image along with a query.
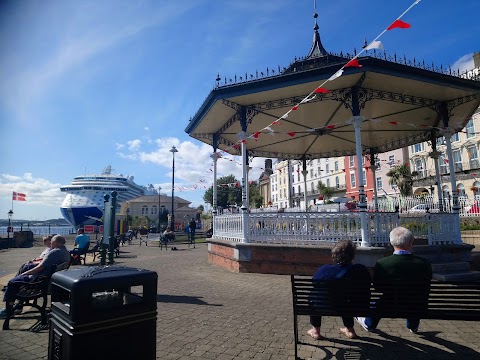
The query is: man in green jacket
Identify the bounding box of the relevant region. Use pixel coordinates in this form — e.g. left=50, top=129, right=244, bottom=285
left=356, top=226, right=432, bottom=333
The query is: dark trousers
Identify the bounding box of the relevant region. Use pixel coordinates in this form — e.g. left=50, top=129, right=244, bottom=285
left=16, top=262, right=37, bottom=276
left=310, top=315, right=354, bottom=328
left=3, top=275, right=34, bottom=303
left=364, top=316, right=420, bottom=331
left=189, top=229, right=196, bottom=242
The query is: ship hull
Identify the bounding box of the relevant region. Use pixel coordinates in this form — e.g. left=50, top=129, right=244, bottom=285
left=60, top=206, right=103, bottom=229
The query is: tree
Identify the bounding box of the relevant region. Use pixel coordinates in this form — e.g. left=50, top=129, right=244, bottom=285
left=203, top=175, right=263, bottom=209
left=197, top=205, right=204, bottom=212
left=317, top=181, right=334, bottom=201
left=204, top=175, right=242, bottom=209
left=248, top=181, right=264, bottom=208
left=386, top=163, right=414, bottom=196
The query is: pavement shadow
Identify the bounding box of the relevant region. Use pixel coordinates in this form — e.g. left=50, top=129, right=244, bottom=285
left=300, top=329, right=479, bottom=359
left=156, top=294, right=223, bottom=307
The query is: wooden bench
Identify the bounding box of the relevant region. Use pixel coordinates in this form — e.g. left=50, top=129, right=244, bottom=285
left=3, top=262, right=70, bottom=330
left=291, top=275, right=480, bottom=360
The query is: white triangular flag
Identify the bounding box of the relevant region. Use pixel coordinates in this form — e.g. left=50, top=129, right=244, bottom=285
left=328, top=69, right=344, bottom=81
left=265, top=126, right=275, bottom=135
left=365, top=40, right=384, bottom=50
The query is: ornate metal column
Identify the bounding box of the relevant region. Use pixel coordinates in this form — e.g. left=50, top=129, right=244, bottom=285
left=429, top=150, right=444, bottom=210
left=351, top=115, right=370, bottom=247
left=210, top=152, right=220, bottom=216
left=368, top=149, right=379, bottom=212
left=302, top=157, right=308, bottom=211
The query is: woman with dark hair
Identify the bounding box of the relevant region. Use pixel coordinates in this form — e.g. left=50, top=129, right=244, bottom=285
left=308, top=240, right=371, bottom=340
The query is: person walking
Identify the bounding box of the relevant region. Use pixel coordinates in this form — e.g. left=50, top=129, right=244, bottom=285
left=188, top=218, right=197, bottom=248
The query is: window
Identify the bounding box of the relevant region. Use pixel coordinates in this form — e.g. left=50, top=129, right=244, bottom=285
left=326, top=179, right=330, bottom=187
left=468, top=146, right=479, bottom=169
left=453, top=150, right=462, bottom=171
left=335, top=176, right=339, bottom=188
left=376, top=177, right=383, bottom=189
left=466, top=119, right=475, bottom=139
left=310, top=182, right=314, bottom=192
left=439, top=154, right=448, bottom=174
left=350, top=173, right=356, bottom=188
left=451, top=132, right=460, bottom=143
left=388, top=155, right=395, bottom=166
left=375, top=158, right=381, bottom=171
left=326, top=163, right=330, bottom=173
left=415, top=158, right=424, bottom=177
left=362, top=169, right=367, bottom=185
left=318, top=167, right=321, bottom=176
left=292, top=187, right=295, bottom=196
left=297, top=167, right=300, bottom=181
left=437, top=136, right=445, bottom=145
left=298, top=185, right=301, bottom=194
left=151, top=205, right=157, bottom=215
left=283, top=188, right=286, bottom=198
left=141, top=205, right=148, bottom=215
left=412, top=143, right=424, bottom=153
left=335, top=161, right=339, bottom=171
left=349, top=156, right=355, bottom=167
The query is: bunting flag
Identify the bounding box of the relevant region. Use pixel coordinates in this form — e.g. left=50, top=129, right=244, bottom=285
left=253, top=132, right=260, bottom=139
left=314, top=87, right=330, bottom=94
left=292, top=105, right=299, bottom=111
left=13, top=192, right=26, bottom=201
left=328, top=69, right=344, bottom=81
left=345, top=59, right=362, bottom=68
left=364, top=40, right=384, bottom=50
left=387, top=19, right=411, bottom=30
left=287, top=132, right=296, bottom=137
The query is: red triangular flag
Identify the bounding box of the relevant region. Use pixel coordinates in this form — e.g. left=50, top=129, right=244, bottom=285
left=314, top=87, right=330, bottom=94
left=292, top=105, right=299, bottom=111
left=287, top=132, right=296, bottom=137
left=345, top=59, right=362, bottom=68
left=253, top=132, right=260, bottom=139
left=325, top=125, right=336, bottom=129
left=389, top=121, right=398, bottom=125
left=387, top=19, right=411, bottom=30
left=241, top=140, right=246, bottom=144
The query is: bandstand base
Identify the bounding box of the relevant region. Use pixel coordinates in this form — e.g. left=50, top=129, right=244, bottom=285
left=207, top=240, right=476, bottom=276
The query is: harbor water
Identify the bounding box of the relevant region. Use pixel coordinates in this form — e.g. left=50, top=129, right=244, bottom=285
left=0, top=225, right=76, bottom=236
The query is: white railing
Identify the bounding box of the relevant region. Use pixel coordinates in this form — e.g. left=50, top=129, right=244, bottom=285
left=212, top=211, right=461, bottom=246
left=213, top=213, right=244, bottom=242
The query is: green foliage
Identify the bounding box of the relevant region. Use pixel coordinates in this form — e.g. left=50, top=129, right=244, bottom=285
left=386, top=163, right=413, bottom=197
left=460, top=218, right=480, bottom=230
left=203, top=175, right=263, bottom=209
left=317, top=181, right=334, bottom=201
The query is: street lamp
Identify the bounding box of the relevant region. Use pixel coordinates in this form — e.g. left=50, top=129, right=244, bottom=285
left=158, top=186, right=162, bottom=231
left=170, top=145, right=178, bottom=230
left=7, top=209, right=13, bottom=242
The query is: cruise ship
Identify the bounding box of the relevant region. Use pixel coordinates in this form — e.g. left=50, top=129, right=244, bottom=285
left=60, top=166, right=156, bottom=229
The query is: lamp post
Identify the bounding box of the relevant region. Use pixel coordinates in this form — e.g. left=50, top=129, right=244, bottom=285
left=158, top=186, right=162, bottom=231
left=170, top=145, right=178, bottom=230
left=7, top=210, right=13, bottom=243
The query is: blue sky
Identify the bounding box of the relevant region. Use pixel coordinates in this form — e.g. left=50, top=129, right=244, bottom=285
left=0, top=0, right=478, bottom=221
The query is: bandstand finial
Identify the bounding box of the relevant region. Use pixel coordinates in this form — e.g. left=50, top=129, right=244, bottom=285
left=306, top=0, right=327, bottom=59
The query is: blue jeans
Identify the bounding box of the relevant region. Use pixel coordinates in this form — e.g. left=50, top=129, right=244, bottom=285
left=364, top=316, right=420, bottom=331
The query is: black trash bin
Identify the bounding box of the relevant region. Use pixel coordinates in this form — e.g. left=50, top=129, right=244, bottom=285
left=48, top=266, right=158, bottom=360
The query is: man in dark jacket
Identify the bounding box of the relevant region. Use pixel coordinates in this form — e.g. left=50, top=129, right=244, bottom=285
left=356, top=226, right=432, bottom=333
left=189, top=219, right=197, bottom=247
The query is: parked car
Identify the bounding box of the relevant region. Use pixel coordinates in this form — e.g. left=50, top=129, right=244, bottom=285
left=407, top=204, right=439, bottom=214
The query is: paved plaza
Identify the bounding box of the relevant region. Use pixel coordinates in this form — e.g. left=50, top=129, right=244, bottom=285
left=0, top=240, right=479, bottom=360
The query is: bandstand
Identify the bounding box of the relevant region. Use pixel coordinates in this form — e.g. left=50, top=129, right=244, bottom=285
left=185, top=9, right=480, bottom=274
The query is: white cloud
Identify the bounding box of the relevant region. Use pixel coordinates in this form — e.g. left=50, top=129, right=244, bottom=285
left=127, top=139, right=142, bottom=151
left=0, top=173, right=63, bottom=207
left=144, top=127, right=150, bottom=131
left=451, top=53, right=474, bottom=74
left=121, top=136, right=272, bottom=191
left=115, top=143, right=125, bottom=150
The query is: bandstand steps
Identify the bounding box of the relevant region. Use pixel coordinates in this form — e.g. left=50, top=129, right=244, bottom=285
left=433, top=270, right=480, bottom=282
left=431, top=262, right=470, bottom=273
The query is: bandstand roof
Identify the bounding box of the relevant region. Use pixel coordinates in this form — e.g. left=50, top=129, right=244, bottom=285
left=185, top=28, right=480, bottom=160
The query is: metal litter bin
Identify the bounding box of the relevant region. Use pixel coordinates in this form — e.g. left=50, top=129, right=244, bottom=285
left=48, top=266, right=157, bottom=360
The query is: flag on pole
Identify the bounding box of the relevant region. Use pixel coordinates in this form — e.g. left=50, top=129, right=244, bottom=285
left=13, top=192, right=26, bottom=201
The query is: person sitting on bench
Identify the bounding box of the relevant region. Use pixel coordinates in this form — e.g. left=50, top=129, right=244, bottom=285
left=163, top=227, right=175, bottom=242
left=70, top=228, right=90, bottom=256
left=308, top=240, right=371, bottom=340
left=16, top=234, right=54, bottom=275
left=0, top=235, right=71, bottom=318
left=355, top=226, right=432, bottom=333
